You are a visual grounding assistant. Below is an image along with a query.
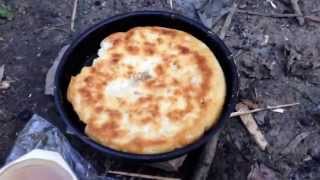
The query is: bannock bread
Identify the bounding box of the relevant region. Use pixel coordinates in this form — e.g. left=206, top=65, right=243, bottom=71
left=67, top=27, right=226, bottom=154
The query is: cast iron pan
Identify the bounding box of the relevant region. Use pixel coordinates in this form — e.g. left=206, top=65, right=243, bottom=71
left=54, top=11, right=239, bottom=162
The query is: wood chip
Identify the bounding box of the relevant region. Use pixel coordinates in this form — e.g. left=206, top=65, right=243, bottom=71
left=236, top=103, right=269, bottom=151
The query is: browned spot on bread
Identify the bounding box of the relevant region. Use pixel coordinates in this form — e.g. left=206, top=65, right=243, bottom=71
left=172, top=78, right=179, bottom=85
left=141, top=117, right=152, bottom=124
left=126, top=45, right=140, bottom=55
left=112, top=38, right=121, bottom=46
left=194, top=53, right=212, bottom=97
left=177, top=45, right=190, bottom=54
left=137, top=96, right=152, bottom=104
left=106, top=109, right=122, bottom=120
left=78, top=88, right=92, bottom=100
left=111, top=53, right=122, bottom=59
left=157, top=37, right=163, bottom=44
left=144, top=47, right=155, bottom=55
left=96, top=93, right=103, bottom=100
left=84, top=76, right=93, bottom=83
left=143, top=42, right=156, bottom=55
left=111, top=58, right=119, bottom=64
left=155, top=65, right=164, bottom=75
left=153, top=27, right=177, bottom=37
left=167, top=98, right=192, bottom=121
left=125, top=30, right=134, bottom=41
left=149, top=104, right=160, bottom=117
left=95, top=106, right=103, bottom=113
left=90, top=67, right=96, bottom=73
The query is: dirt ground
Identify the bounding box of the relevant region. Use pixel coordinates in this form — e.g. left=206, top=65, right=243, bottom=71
left=0, top=0, right=320, bottom=179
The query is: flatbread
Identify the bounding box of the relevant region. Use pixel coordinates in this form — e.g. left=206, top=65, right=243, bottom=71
left=67, top=27, right=226, bottom=154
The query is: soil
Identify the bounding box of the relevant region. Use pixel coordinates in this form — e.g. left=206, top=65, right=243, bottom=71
left=0, top=0, right=320, bottom=179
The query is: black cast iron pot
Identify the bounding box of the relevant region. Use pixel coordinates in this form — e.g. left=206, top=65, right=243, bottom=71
left=54, top=11, right=239, bottom=162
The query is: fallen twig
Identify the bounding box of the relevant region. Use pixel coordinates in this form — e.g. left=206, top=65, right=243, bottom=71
left=281, top=131, right=317, bottom=154
left=236, top=9, right=300, bottom=18
left=230, top=102, right=300, bottom=117
left=191, top=131, right=221, bottom=180
left=219, top=3, right=237, bottom=39
left=305, top=15, right=320, bottom=23
left=70, top=0, right=79, bottom=32
left=267, top=0, right=277, bottom=9
left=0, top=65, right=4, bottom=82
left=312, top=8, right=320, bottom=13
left=34, top=23, right=68, bottom=33
left=237, top=9, right=320, bottom=24
left=290, top=0, right=304, bottom=25
left=236, top=103, right=269, bottom=150
left=107, top=170, right=180, bottom=180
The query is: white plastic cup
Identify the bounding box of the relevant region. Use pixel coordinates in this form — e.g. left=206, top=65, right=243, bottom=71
left=0, top=149, right=78, bottom=180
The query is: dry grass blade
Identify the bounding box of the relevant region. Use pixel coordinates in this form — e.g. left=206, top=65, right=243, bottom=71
left=219, top=3, right=237, bottom=39
left=0, top=65, right=5, bottom=82
left=281, top=131, right=317, bottom=154
left=169, top=0, right=173, bottom=9
left=230, top=102, right=300, bottom=117
left=70, top=0, right=79, bottom=32
left=108, top=170, right=181, bottom=180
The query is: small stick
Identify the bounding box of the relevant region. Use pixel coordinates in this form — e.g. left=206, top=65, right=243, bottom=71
left=236, top=9, right=300, bottom=18
left=230, top=102, right=300, bottom=117
left=70, top=0, right=78, bottom=32
left=219, top=3, right=237, bottom=39
left=281, top=131, right=316, bottom=155
left=290, top=0, right=304, bottom=25
left=107, top=170, right=181, bottom=180
left=191, top=131, right=221, bottom=180
left=237, top=9, right=320, bottom=24
left=305, top=15, right=320, bottom=23
left=312, top=8, right=320, bottom=13
left=236, top=103, right=269, bottom=150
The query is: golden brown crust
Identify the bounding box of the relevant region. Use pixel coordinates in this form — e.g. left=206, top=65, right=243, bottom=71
left=67, top=26, right=226, bottom=154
